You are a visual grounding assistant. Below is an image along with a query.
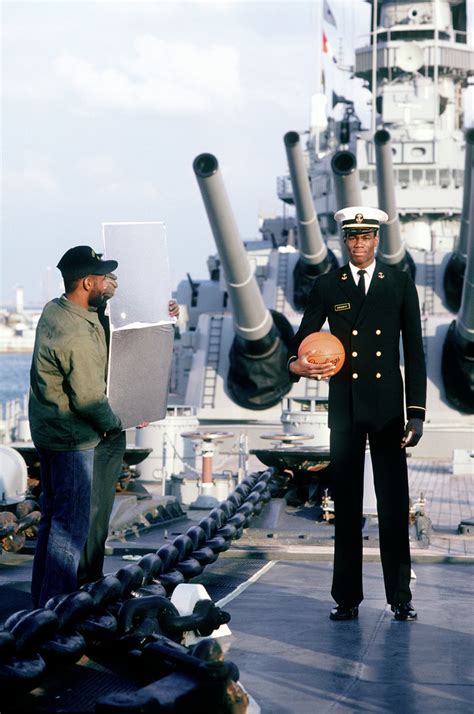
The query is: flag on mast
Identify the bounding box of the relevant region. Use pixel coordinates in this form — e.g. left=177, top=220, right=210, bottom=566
left=322, top=31, right=338, bottom=64
left=323, top=0, right=337, bottom=28
left=322, top=30, right=329, bottom=54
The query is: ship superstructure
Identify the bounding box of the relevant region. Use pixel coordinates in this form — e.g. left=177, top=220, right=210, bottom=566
left=2, top=1, right=472, bottom=468
left=280, top=0, right=471, bottom=247
left=166, top=0, right=473, bottom=461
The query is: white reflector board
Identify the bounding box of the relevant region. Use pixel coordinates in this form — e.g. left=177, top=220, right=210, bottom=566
left=103, top=222, right=175, bottom=429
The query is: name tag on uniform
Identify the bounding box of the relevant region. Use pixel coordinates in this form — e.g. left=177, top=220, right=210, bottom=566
left=334, top=302, right=351, bottom=312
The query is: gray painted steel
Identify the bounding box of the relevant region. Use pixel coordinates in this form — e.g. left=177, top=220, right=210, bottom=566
left=374, top=129, right=406, bottom=265
left=330, top=150, right=363, bottom=261
left=457, top=167, right=474, bottom=342
left=284, top=131, right=328, bottom=265
left=330, top=150, right=362, bottom=210
left=193, top=153, right=273, bottom=342
left=458, top=129, right=474, bottom=261
left=225, top=560, right=474, bottom=714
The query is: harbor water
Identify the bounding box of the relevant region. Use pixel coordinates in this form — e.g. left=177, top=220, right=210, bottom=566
left=0, top=353, right=31, bottom=405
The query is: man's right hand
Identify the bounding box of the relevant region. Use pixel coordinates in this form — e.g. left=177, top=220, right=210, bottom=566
left=104, top=425, right=123, bottom=440
left=289, top=355, right=336, bottom=381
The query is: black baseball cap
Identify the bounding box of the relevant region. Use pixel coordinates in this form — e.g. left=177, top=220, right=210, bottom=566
left=57, top=246, right=118, bottom=280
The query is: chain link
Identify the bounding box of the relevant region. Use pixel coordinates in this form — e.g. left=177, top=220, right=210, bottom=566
left=0, top=468, right=274, bottom=703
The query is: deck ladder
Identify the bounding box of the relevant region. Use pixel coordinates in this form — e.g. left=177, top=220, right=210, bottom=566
left=424, top=251, right=436, bottom=316
left=202, top=314, right=224, bottom=408
left=422, top=250, right=437, bottom=362
left=275, top=252, right=289, bottom=313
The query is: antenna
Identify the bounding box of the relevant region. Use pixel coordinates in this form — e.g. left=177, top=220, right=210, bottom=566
left=396, top=43, right=424, bottom=73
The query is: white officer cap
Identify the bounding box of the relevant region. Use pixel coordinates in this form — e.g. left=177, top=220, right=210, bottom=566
left=334, top=206, right=389, bottom=234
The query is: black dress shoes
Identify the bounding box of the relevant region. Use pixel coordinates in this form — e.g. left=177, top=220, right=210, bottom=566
left=329, top=605, right=359, bottom=621
left=391, top=602, right=417, bottom=620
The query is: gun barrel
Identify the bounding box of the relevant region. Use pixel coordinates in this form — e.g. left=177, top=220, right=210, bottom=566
left=330, top=151, right=362, bottom=208
left=330, top=151, right=362, bottom=261
left=373, top=130, right=415, bottom=277
left=457, top=166, right=474, bottom=343
left=193, top=153, right=294, bottom=410
left=374, top=129, right=405, bottom=265
left=443, top=129, right=474, bottom=312
left=284, top=131, right=328, bottom=265
left=193, top=153, right=273, bottom=342
left=441, top=166, right=474, bottom=414
left=458, top=128, right=474, bottom=261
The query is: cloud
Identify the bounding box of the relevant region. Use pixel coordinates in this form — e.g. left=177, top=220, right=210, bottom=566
left=97, top=179, right=161, bottom=202
left=74, top=155, right=161, bottom=202
left=54, top=34, right=241, bottom=114
left=6, top=166, right=61, bottom=199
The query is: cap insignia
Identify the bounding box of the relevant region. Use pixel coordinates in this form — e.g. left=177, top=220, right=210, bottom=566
left=355, top=213, right=364, bottom=223
left=91, top=249, right=97, bottom=259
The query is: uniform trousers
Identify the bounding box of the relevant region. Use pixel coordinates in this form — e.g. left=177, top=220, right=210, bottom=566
left=329, top=416, right=412, bottom=607
left=77, top=431, right=126, bottom=585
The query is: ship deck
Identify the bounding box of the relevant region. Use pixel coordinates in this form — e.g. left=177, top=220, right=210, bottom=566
left=0, top=457, right=472, bottom=713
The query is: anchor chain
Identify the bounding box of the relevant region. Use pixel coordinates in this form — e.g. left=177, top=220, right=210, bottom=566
left=0, top=469, right=273, bottom=706
left=0, top=500, right=42, bottom=554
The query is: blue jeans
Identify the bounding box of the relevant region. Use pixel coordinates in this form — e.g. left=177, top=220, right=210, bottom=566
left=78, top=432, right=126, bottom=585
left=31, top=446, right=94, bottom=608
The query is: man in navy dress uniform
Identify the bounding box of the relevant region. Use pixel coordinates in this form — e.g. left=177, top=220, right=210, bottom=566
left=288, top=206, right=426, bottom=621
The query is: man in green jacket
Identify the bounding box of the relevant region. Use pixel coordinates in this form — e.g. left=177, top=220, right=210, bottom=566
left=29, top=245, right=122, bottom=607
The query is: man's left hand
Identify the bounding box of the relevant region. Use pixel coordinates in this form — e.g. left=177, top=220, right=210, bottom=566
left=168, top=300, right=180, bottom=319
left=104, top=273, right=118, bottom=300
left=401, top=418, right=423, bottom=448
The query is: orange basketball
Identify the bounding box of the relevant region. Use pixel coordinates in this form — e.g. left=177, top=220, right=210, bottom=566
left=298, top=332, right=345, bottom=374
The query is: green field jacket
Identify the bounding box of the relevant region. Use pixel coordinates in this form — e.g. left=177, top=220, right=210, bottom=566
left=29, top=296, right=121, bottom=450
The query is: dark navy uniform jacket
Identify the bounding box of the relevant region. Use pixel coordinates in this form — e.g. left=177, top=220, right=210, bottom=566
left=289, top=261, right=427, bottom=431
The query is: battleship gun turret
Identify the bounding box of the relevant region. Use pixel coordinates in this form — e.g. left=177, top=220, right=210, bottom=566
left=441, top=165, right=474, bottom=414
left=284, top=131, right=338, bottom=310
left=374, top=129, right=416, bottom=278
left=330, top=150, right=362, bottom=261
left=443, top=128, right=474, bottom=313
left=193, top=153, right=294, bottom=410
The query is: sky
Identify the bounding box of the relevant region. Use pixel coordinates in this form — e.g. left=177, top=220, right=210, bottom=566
left=2, top=0, right=372, bottom=307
